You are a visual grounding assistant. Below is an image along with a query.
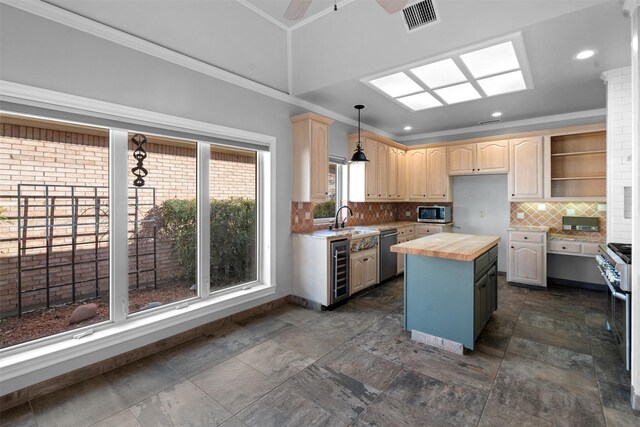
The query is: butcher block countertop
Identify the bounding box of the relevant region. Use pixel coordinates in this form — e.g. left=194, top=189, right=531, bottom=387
left=391, top=232, right=501, bottom=262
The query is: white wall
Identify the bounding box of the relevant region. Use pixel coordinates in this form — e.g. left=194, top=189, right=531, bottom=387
left=452, top=175, right=509, bottom=271
left=604, top=66, right=633, bottom=243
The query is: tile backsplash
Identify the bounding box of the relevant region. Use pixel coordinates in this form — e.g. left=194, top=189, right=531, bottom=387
left=290, top=201, right=450, bottom=233
left=510, top=202, right=606, bottom=238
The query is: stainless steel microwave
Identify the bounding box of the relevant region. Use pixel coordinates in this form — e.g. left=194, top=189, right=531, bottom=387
left=417, top=206, right=451, bottom=223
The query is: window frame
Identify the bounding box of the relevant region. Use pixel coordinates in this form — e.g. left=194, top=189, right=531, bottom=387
left=0, top=90, right=276, bottom=395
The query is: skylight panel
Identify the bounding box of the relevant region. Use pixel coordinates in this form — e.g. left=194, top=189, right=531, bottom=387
left=410, top=59, right=467, bottom=89
left=460, top=41, right=520, bottom=78
left=369, top=72, right=423, bottom=98
left=434, top=83, right=481, bottom=104
left=396, top=92, right=442, bottom=111
left=477, top=70, right=527, bottom=96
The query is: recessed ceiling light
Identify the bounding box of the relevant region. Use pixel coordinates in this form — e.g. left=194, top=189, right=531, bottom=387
left=460, top=41, right=520, bottom=78
left=574, top=49, right=596, bottom=60
left=410, top=59, right=467, bottom=89
left=403, top=125, right=412, bottom=131
left=369, top=72, right=423, bottom=98
left=396, top=92, right=442, bottom=111
left=491, top=111, right=502, bottom=117
left=434, top=83, right=481, bottom=104
left=477, top=70, right=527, bottom=96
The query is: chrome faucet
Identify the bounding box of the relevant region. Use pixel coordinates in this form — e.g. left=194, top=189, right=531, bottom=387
left=331, top=205, right=354, bottom=230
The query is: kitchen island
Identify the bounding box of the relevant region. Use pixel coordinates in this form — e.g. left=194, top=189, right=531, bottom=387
left=391, top=232, right=500, bottom=353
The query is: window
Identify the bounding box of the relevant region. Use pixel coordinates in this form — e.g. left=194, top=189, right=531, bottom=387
left=209, top=145, right=257, bottom=291
left=314, top=162, right=341, bottom=223
left=127, top=132, right=198, bottom=315
left=0, top=111, right=272, bottom=352
left=0, top=115, right=110, bottom=348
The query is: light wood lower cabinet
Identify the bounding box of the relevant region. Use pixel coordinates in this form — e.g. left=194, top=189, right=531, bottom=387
left=507, top=230, right=547, bottom=287
left=414, top=224, right=452, bottom=238
left=351, top=248, right=378, bottom=295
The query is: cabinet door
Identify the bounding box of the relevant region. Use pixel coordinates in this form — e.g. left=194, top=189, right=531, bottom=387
left=509, top=137, right=543, bottom=200
left=310, top=120, right=329, bottom=200
left=448, top=144, right=475, bottom=175
left=426, top=147, right=449, bottom=201
left=388, top=147, right=398, bottom=199
left=377, top=143, right=389, bottom=199
left=476, top=140, right=509, bottom=174
left=488, top=265, right=497, bottom=312
left=397, top=149, right=407, bottom=200
left=474, top=275, right=486, bottom=338
left=351, top=255, right=365, bottom=295
left=407, top=149, right=427, bottom=200
left=364, top=254, right=378, bottom=287
left=365, top=138, right=378, bottom=200
left=509, top=243, right=543, bottom=286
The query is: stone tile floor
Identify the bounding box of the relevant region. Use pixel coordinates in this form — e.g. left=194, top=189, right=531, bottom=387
left=2, top=276, right=639, bottom=426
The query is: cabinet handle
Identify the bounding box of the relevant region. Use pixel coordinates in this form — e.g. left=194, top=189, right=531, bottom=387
left=472, top=168, right=475, bottom=171
left=511, top=246, right=514, bottom=249
left=442, top=194, right=445, bottom=197
left=363, top=258, right=368, bottom=261
left=562, top=246, right=566, bottom=249
left=512, top=194, right=515, bottom=196
left=325, top=192, right=328, bottom=195
left=477, top=169, right=480, bottom=171
left=524, top=236, right=528, bottom=240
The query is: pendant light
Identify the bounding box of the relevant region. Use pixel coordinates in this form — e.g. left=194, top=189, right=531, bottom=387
left=350, top=105, right=369, bottom=162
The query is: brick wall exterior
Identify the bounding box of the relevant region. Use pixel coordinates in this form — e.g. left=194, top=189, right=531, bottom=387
left=0, top=123, right=256, bottom=317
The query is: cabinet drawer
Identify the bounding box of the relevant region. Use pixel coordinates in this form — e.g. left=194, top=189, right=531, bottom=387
left=489, top=245, right=498, bottom=263
left=548, top=240, right=581, bottom=254
left=475, top=252, right=490, bottom=274
left=405, top=226, right=414, bottom=236
left=415, top=225, right=442, bottom=237
left=581, top=243, right=601, bottom=255
left=510, top=232, right=544, bottom=243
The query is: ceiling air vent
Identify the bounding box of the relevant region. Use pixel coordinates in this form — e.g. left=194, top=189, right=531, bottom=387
left=402, top=0, right=439, bottom=32
left=478, top=118, right=502, bottom=125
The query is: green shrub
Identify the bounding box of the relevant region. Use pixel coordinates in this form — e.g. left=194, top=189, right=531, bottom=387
left=314, top=200, right=335, bottom=219
left=0, top=207, right=7, bottom=222
left=155, top=198, right=256, bottom=289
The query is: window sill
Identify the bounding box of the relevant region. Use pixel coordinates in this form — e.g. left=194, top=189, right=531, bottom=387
left=0, top=283, right=276, bottom=395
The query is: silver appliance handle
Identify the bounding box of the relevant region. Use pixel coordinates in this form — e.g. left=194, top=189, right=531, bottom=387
left=381, top=232, right=399, bottom=238
left=597, top=265, right=628, bottom=301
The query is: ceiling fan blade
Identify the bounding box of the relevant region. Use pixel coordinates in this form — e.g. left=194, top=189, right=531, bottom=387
left=376, top=0, right=408, bottom=14
left=284, top=0, right=313, bottom=21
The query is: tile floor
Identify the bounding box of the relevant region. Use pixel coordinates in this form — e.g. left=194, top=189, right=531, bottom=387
left=1, top=276, right=639, bottom=427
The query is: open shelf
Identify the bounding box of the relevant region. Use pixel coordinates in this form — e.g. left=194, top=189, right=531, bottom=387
left=549, top=130, right=606, bottom=198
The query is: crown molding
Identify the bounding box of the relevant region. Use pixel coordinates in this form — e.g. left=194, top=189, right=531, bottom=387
left=397, top=108, right=606, bottom=142
left=623, top=0, right=640, bottom=15
left=0, top=0, right=395, bottom=139
left=234, top=0, right=291, bottom=32
left=289, top=0, right=356, bottom=32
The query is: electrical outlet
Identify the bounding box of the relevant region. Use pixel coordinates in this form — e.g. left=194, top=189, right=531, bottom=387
left=537, top=203, right=546, bottom=211
left=297, top=202, right=303, bottom=209
left=304, top=212, right=310, bottom=220
left=294, top=215, right=299, bottom=224
left=566, top=208, right=576, bottom=216
left=517, top=212, right=525, bottom=219
left=406, top=211, right=411, bottom=217
left=598, top=203, right=607, bottom=212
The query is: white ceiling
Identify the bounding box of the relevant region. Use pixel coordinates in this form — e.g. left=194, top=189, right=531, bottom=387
left=41, top=0, right=630, bottom=138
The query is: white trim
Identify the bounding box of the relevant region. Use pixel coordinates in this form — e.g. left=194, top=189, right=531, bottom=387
left=623, top=0, right=640, bottom=14
left=0, top=0, right=394, bottom=139
left=233, top=0, right=290, bottom=31
left=0, top=283, right=276, bottom=395
left=287, top=30, right=293, bottom=95
left=397, top=108, right=606, bottom=142
left=109, top=130, right=129, bottom=323
left=289, top=0, right=356, bottom=32
left=197, top=143, right=211, bottom=300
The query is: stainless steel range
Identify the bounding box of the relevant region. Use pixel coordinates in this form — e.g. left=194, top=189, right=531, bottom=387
left=596, top=243, right=632, bottom=370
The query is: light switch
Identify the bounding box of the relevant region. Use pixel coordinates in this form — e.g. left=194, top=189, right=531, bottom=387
left=295, top=215, right=299, bottom=223
left=304, top=212, right=310, bottom=220
left=406, top=211, right=411, bottom=217
left=566, top=208, right=576, bottom=216
left=517, top=212, right=525, bottom=219
left=297, top=202, right=303, bottom=209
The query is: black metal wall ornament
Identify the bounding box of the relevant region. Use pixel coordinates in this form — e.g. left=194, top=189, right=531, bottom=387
left=131, top=133, right=148, bottom=187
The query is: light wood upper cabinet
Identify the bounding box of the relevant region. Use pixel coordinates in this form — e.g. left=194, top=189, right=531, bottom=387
left=397, top=149, right=407, bottom=199
left=448, top=144, right=475, bottom=175
left=407, top=149, right=427, bottom=200
left=448, top=140, right=509, bottom=175
left=377, top=143, right=389, bottom=199
left=291, top=112, right=334, bottom=202
left=364, top=138, right=378, bottom=200
left=476, top=140, right=509, bottom=173
left=426, top=147, right=451, bottom=201
left=388, top=147, right=398, bottom=199
left=509, top=137, right=544, bottom=200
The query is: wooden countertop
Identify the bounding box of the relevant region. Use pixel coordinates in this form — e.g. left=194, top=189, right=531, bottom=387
left=391, top=232, right=501, bottom=262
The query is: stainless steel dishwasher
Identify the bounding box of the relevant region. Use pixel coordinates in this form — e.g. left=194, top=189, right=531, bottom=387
left=379, top=229, right=398, bottom=282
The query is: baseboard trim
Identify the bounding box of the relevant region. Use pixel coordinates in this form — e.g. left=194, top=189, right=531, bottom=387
left=632, top=385, right=640, bottom=411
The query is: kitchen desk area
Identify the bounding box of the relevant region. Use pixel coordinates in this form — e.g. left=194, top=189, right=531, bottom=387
left=392, top=232, right=501, bottom=354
